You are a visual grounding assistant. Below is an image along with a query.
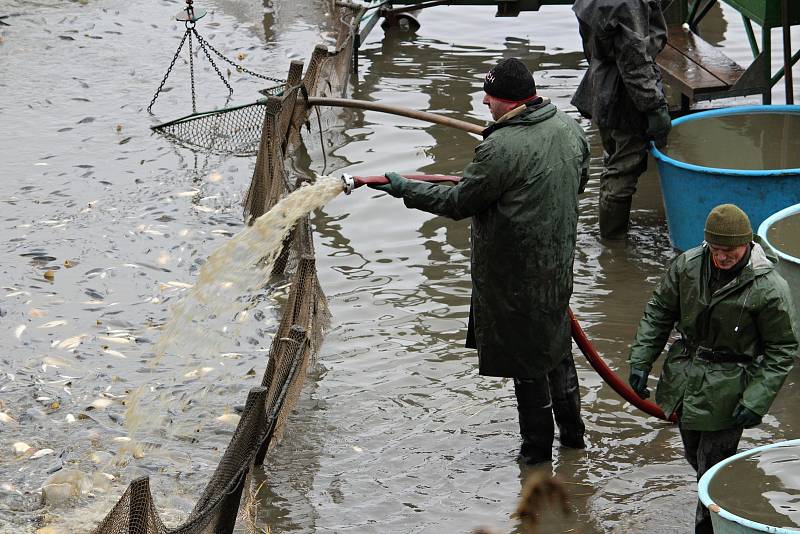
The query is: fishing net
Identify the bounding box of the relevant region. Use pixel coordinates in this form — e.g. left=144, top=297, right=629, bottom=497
left=150, top=7, right=354, bottom=159
left=151, top=91, right=279, bottom=157
left=91, top=1, right=360, bottom=532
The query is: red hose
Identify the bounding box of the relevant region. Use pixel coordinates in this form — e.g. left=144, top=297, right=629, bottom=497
left=569, top=309, right=676, bottom=422
left=352, top=174, right=461, bottom=188
left=359, top=173, right=675, bottom=422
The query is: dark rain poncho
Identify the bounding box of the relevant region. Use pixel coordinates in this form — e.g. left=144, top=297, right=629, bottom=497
left=571, top=0, right=668, bottom=133
left=629, top=238, right=798, bottom=431
left=400, top=101, right=589, bottom=379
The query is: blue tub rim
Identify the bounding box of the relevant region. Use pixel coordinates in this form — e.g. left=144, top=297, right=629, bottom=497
left=757, top=203, right=800, bottom=267
left=698, top=438, right=800, bottom=533
left=650, top=105, right=800, bottom=176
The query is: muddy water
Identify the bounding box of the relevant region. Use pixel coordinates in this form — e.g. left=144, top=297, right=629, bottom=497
left=1, top=1, right=799, bottom=534
left=768, top=212, right=800, bottom=259
left=662, top=113, right=800, bottom=170
left=709, top=443, right=800, bottom=528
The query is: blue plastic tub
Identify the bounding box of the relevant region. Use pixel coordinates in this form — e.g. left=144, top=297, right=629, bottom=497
left=757, top=203, right=800, bottom=306
left=651, top=105, right=800, bottom=251
left=699, top=439, right=800, bottom=533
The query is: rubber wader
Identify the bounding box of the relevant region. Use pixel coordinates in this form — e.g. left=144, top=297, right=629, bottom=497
left=599, top=196, right=633, bottom=240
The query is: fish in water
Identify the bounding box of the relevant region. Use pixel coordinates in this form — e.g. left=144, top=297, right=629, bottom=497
left=13, top=442, right=32, bottom=455
left=30, top=448, right=54, bottom=460
left=216, top=413, right=241, bottom=426
left=0, top=412, right=17, bottom=425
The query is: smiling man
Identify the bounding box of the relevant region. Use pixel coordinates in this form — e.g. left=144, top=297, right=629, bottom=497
left=626, top=203, right=798, bottom=534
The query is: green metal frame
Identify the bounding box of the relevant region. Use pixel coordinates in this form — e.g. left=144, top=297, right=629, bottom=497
left=685, top=0, right=799, bottom=104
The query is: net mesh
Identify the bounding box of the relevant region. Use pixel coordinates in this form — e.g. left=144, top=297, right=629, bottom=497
left=151, top=97, right=274, bottom=157
left=91, top=1, right=360, bottom=532
left=150, top=3, right=353, bottom=160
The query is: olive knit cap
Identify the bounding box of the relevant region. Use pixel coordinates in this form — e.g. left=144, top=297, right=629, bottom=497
left=704, top=203, right=753, bottom=247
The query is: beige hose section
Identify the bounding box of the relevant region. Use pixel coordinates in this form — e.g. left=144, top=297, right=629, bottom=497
left=305, top=96, right=485, bottom=135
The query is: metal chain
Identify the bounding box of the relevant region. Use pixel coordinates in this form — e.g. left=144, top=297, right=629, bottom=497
left=192, top=31, right=286, bottom=84
left=192, top=27, right=234, bottom=98
left=149, top=10, right=285, bottom=114
left=188, top=27, right=196, bottom=113
left=148, top=28, right=190, bottom=113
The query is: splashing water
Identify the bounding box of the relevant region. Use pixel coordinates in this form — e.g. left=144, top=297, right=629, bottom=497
left=153, top=176, right=344, bottom=363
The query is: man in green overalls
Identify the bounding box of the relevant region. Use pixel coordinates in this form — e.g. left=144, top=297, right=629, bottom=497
left=572, top=0, right=672, bottom=239
left=627, top=204, right=798, bottom=533
left=372, top=58, right=590, bottom=464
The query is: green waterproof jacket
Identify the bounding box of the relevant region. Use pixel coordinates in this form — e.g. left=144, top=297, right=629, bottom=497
left=629, top=237, right=798, bottom=431
left=400, top=100, right=589, bottom=378
left=571, top=0, right=668, bottom=133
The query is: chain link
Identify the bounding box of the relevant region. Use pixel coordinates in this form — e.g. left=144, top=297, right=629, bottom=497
left=148, top=29, right=190, bottom=113
left=192, top=32, right=286, bottom=84
left=192, top=28, right=234, bottom=99
left=188, top=28, right=196, bottom=113
left=148, top=16, right=285, bottom=114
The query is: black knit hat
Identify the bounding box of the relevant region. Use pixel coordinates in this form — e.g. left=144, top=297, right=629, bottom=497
left=483, top=58, right=537, bottom=102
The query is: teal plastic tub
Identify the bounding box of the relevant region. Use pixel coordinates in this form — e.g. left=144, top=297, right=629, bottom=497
left=757, top=203, right=800, bottom=307
left=699, top=439, right=800, bottom=533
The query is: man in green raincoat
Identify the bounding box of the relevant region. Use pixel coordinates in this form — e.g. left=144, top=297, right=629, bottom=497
left=371, top=58, right=590, bottom=464
left=571, top=0, right=672, bottom=239
left=628, top=204, right=798, bottom=533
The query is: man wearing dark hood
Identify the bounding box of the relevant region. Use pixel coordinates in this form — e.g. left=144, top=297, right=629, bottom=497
left=371, top=58, right=590, bottom=465
left=572, top=0, right=672, bottom=239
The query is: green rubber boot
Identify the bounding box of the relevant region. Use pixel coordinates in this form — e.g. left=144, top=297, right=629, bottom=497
left=599, top=197, right=632, bottom=240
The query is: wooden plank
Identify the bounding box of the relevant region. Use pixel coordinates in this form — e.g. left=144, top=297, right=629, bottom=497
left=666, top=24, right=746, bottom=86
left=656, top=44, right=729, bottom=96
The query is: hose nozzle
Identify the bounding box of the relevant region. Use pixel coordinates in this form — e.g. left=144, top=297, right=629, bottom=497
left=341, top=173, right=355, bottom=195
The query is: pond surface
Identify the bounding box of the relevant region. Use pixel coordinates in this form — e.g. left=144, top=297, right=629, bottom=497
left=1, top=1, right=798, bottom=533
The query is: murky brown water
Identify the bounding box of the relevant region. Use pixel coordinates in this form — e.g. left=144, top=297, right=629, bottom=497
left=709, top=442, right=800, bottom=528
left=662, top=113, right=800, bottom=170
left=1, top=1, right=799, bottom=533
left=768, top=211, right=800, bottom=259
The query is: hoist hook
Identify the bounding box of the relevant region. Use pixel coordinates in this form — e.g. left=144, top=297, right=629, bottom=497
left=175, top=0, right=206, bottom=24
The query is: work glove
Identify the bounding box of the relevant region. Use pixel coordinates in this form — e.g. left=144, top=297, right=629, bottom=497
left=628, top=367, right=650, bottom=400
left=645, top=106, right=672, bottom=149
left=732, top=403, right=762, bottom=429
left=369, top=172, right=407, bottom=198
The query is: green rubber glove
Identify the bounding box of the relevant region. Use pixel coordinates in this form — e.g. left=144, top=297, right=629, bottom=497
left=369, top=172, right=407, bottom=198
left=628, top=367, right=650, bottom=400
left=732, top=403, right=762, bottom=428
left=646, top=106, right=672, bottom=149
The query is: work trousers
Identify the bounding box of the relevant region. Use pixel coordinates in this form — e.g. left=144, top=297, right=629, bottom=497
left=599, top=128, right=649, bottom=207
left=513, top=354, right=585, bottom=464
left=679, top=424, right=744, bottom=534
